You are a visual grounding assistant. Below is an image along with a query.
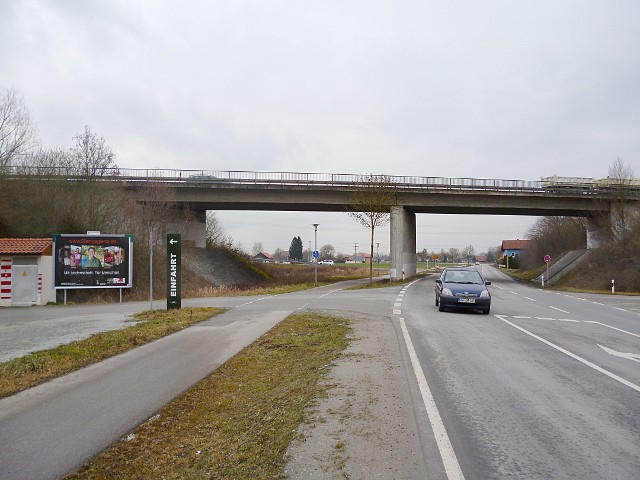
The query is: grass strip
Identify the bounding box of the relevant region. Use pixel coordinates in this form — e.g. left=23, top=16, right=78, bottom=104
left=64, top=312, right=351, bottom=480
left=0, top=307, right=225, bottom=399
left=347, top=272, right=431, bottom=290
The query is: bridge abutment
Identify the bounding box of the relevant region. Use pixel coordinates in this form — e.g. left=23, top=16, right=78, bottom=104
left=390, top=206, right=417, bottom=280
left=164, top=208, right=207, bottom=248
left=586, top=217, right=604, bottom=249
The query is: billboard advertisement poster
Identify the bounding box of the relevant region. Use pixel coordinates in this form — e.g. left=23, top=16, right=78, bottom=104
left=53, top=234, right=133, bottom=289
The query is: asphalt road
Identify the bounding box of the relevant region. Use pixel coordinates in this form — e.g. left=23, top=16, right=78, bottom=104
left=2, top=269, right=639, bottom=480
left=400, top=266, right=640, bottom=479
left=1, top=279, right=420, bottom=480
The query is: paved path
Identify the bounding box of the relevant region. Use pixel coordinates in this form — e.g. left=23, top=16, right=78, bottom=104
left=1, top=280, right=430, bottom=480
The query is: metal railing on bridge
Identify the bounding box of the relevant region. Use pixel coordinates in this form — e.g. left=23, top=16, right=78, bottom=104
left=3, top=166, right=639, bottom=197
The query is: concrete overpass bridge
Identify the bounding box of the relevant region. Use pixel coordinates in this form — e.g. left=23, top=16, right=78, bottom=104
left=8, top=167, right=639, bottom=279
left=111, top=168, right=637, bottom=280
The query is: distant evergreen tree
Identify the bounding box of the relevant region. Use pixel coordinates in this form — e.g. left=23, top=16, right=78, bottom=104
left=289, top=236, right=303, bottom=261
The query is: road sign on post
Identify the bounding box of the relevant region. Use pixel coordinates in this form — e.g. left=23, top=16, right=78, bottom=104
left=544, top=254, right=551, bottom=287
left=167, top=234, right=181, bottom=310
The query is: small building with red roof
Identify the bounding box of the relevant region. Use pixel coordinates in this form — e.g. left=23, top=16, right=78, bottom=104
left=0, top=238, right=55, bottom=306
left=253, top=251, right=275, bottom=262
left=499, top=239, right=530, bottom=267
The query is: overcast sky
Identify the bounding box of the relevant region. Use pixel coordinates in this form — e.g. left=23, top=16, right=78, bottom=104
left=2, top=1, right=639, bottom=255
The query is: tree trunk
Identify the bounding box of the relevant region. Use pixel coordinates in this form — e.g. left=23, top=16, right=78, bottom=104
left=369, top=226, right=374, bottom=284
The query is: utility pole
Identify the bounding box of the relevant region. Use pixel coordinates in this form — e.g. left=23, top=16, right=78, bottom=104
left=353, top=243, right=358, bottom=264
left=313, top=224, right=319, bottom=284
left=376, top=242, right=380, bottom=264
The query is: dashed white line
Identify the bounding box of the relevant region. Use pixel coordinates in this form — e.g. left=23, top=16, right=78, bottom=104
left=524, top=297, right=536, bottom=302
left=549, top=306, right=570, bottom=314
left=398, top=317, right=465, bottom=479
left=495, top=315, right=640, bottom=393
left=613, top=307, right=627, bottom=312
left=513, top=316, right=531, bottom=319
left=509, top=291, right=518, bottom=295
left=535, top=317, right=555, bottom=321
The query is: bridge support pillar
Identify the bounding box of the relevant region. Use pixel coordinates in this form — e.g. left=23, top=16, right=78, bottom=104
left=165, top=207, right=207, bottom=248
left=586, top=216, right=603, bottom=249
left=390, top=206, right=417, bottom=281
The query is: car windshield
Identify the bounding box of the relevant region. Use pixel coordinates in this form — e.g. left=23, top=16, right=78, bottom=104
left=444, top=270, right=484, bottom=284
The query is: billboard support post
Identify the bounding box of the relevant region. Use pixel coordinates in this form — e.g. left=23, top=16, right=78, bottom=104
left=167, top=234, right=181, bottom=310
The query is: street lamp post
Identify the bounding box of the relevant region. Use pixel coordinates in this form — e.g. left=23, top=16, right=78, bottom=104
left=313, top=224, right=319, bottom=284
left=353, top=243, right=358, bottom=264
left=376, top=242, right=380, bottom=264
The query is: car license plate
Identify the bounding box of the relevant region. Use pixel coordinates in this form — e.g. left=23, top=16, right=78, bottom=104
left=458, top=298, right=475, bottom=303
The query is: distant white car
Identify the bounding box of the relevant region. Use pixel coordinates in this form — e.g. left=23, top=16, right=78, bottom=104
left=318, top=259, right=334, bottom=265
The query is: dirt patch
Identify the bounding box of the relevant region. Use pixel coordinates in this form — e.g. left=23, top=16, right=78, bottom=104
left=284, top=313, right=428, bottom=479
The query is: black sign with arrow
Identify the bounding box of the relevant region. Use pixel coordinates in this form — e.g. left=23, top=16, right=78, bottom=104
left=167, top=234, right=181, bottom=309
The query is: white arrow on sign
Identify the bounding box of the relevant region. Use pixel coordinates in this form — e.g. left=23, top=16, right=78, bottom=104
left=598, top=344, right=640, bottom=363
left=169, top=239, right=178, bottom=245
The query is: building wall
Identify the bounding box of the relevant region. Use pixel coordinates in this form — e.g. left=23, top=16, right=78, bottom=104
left=38, top=255, right=56, bottom=305
left=0, top=255, right=55, bottom=307
left=0, top=257, right=11, bottom=307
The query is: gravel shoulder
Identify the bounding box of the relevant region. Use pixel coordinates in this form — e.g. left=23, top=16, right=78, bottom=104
left=284, top=312, right=429, bottom=479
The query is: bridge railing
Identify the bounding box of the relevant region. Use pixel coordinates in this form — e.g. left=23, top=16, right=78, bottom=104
left=4, top=166, right=636, bottom=196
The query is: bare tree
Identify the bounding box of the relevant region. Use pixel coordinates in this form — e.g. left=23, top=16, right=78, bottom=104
left=206, top=211, right=233, bottom=248
left=251, top=242, right=263, bottom=256
left=0, top=88, right=39, bottom=168
left=347, top=174, right=396, bottom=283
left=67, top=126, right=122, bottom=230
left=520, top=216, right=586, bottom=270
left=461, top=245, right=476, bottom=265
left=605, top=159, right=638, bottom=242
left=319, top=243, right=335, bottom=260
left=70, top=125, right=117, bottom=177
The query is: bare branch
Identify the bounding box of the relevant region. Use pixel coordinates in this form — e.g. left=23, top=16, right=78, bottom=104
left=0, top=88, right=39, bottom=167
left=347, top=174, right=397, bottom=282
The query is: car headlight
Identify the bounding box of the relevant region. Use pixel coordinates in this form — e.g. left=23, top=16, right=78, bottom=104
left=480, top=289, right=490, bottom=298
left=441, top=288, right=453, bottom=296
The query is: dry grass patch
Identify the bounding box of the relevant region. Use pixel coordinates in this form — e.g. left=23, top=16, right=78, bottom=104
left=347, top=272, right=431, bottom=290
left=65, top=312, right=351, bottom=480
left=0, top=307, right=225, bottom=399
left=189, top=282, right=331, bottom=298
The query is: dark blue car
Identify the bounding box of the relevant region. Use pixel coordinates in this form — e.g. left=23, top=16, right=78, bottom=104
left=435, top=267, right=491, bottom=314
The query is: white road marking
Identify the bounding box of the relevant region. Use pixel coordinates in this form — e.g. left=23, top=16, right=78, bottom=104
left=394, top=310, right=402, bottom=315
left=495, top=315, right=640, bottom=393
left=592, top=302, right=605, bottom=306
left=557, top=318, right=579, bottom=323
left=394, top=302, right=402, bottom=307
left=398, top=318, right=465, bottom=480
left=524, top=297, right=536, bottom=302
left=549, top=306, right=570, bottom=314
left=598, top=344, right=640, bottom=363
left=613, top=307, right=627, bottom=312
left=584, top=321, right=640, bottom=338
left=535, top=317, right=555, bottom=321
left=513, top=316, right=531, bottom=319
left=509, top=291, right=518, bottom=295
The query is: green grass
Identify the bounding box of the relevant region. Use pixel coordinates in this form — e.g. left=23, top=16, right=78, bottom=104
left=64, top=312, right=351, bottom=480
left=0, top=307, right=225, bottom=399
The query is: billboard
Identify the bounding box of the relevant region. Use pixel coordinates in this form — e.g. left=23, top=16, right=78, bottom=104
left=53, top=234, right=133, bottom=289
